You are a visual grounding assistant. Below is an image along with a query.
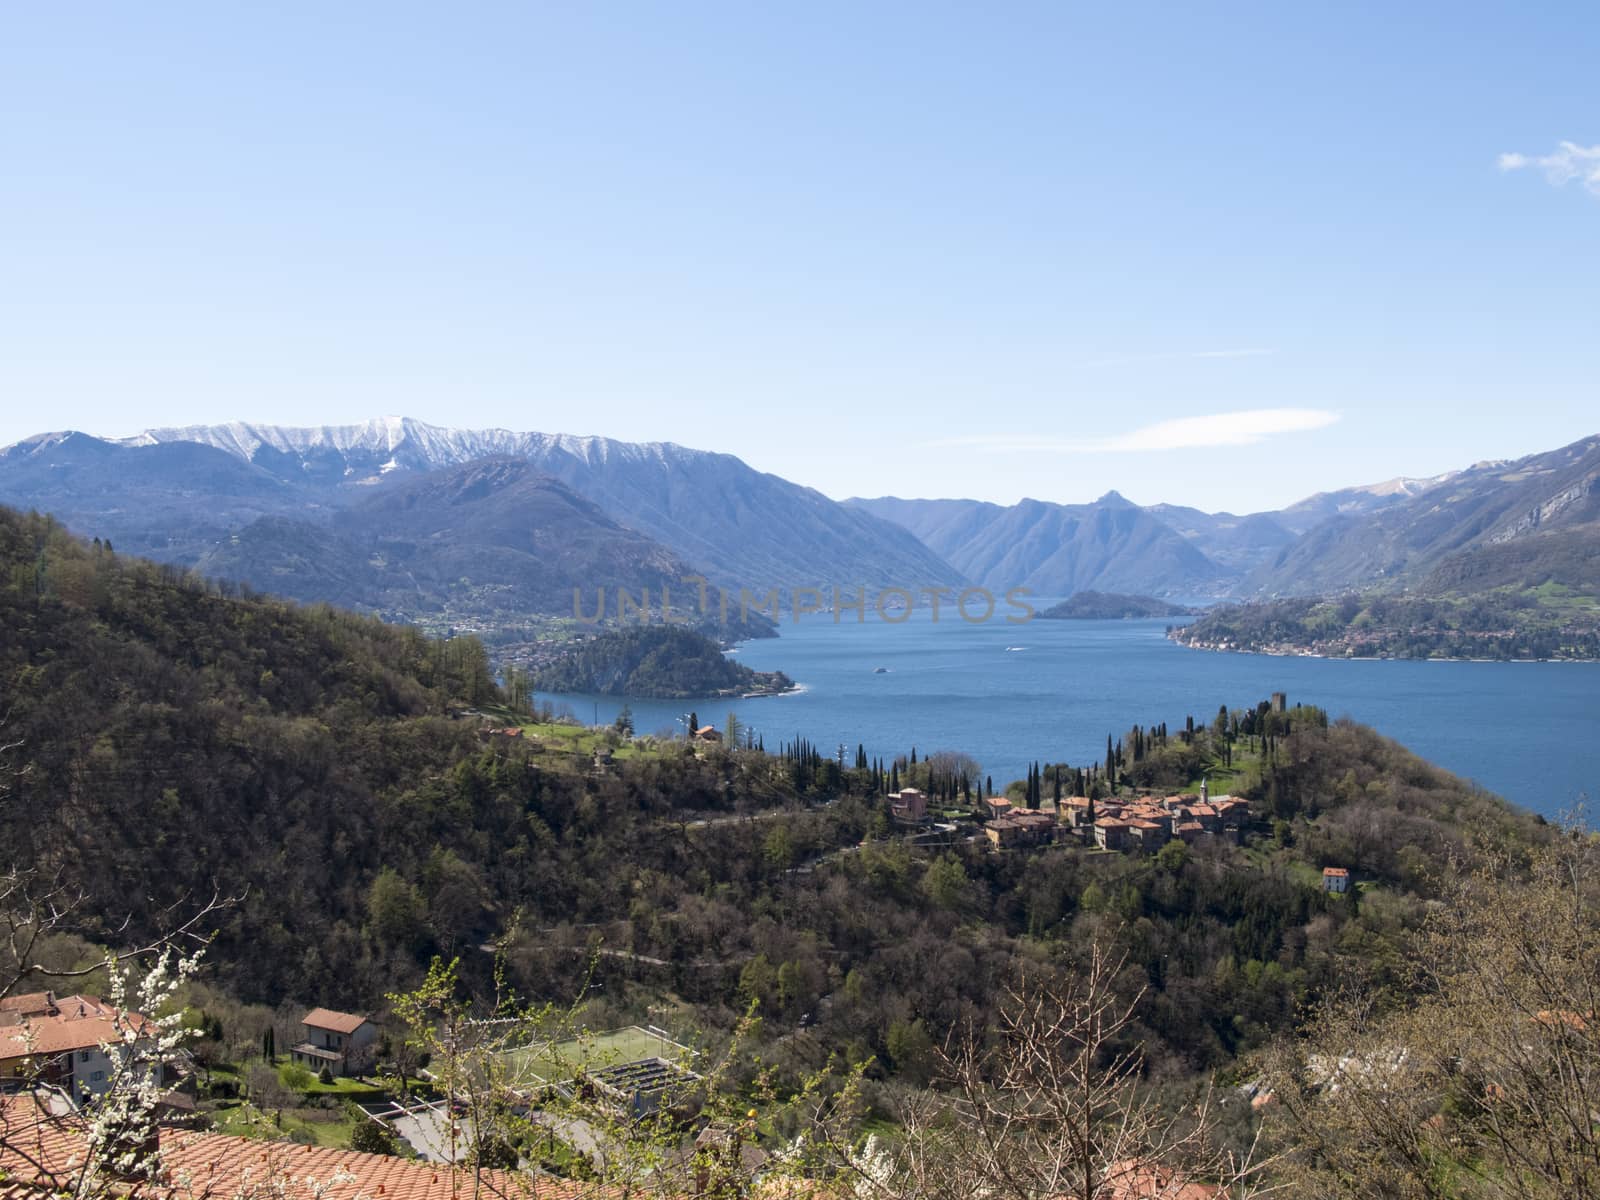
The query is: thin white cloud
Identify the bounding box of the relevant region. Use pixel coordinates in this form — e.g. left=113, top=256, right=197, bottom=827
left=1498, top=141, right=1600, bottom=197
left=1076, top=347, right=1275, bottom=369
left=922, top=408, right=1341, bottom=454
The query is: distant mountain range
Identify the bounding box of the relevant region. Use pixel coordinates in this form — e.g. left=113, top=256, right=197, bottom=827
left=851, top=435, right=1600, bottom=605
left=193, top=458, right=699, bottom=621
left=0, top=418, right=960, bottom=630
left=2, top=418, right=1595, bottom=629
left=847, top=492, right=1245, bottom=598
left=1242, top=436, right=1600, bottom=598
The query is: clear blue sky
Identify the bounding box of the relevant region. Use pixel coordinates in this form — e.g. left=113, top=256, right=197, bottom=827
left=2, top=2, right=1596, bottom=513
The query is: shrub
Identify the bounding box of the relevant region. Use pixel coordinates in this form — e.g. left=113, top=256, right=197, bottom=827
left=350, top=1119, right=399, bottom=1156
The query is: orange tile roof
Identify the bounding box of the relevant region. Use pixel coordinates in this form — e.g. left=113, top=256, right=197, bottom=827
left=301, top=1008, right=370, bottom=1035
left=1098, top=1160, right=1229, bottom=1199
left=1532, top=1009, right=1588, bottom=1032
left=0, top=993, right=55, bottom=1017
left=1322, top=867, right=1350, bottom=878
left=0, top=996, right=154, bottom=1061
left=0, top=1097, right=587, bottom=1200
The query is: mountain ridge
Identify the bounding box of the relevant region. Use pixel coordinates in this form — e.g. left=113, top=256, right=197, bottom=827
left=6, top=420, right=1598, bottom=623
left=0, top=420, right=966, bottom=627
left=850, top=433, right=1600, bottom=605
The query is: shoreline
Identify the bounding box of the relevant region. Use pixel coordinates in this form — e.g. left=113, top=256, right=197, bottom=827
left=1170, top=635, right=1600, bottom=664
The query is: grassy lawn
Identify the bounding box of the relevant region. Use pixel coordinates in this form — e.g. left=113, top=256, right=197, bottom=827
left=203, top=1064, right=380, bottom=1149
left=209, top=1100, right=357, bottom=1148
left=515, top=722, right=654, bottom=761
left=1284, top=859, right=1327, bottom=890
left=299, top=1075, right=388, bottom=1101
left=465, top=700, right=677, bottom=767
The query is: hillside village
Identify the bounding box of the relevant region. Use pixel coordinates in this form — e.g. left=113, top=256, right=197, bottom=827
left=884, top=780, right=1250, bottom=853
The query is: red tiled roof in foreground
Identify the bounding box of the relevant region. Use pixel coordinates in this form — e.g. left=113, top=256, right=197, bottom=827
left=1, top=1101, right=1230, bottom=1200
left=0, top=1097, right=586, bottom=1200
left=1096, top=1159, right=1229, bottom=1199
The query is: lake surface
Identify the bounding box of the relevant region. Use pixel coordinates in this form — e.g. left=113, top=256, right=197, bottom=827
left=537, top=613, right=1600, bottom=820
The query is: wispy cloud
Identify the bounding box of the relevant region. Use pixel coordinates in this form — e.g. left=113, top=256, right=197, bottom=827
left=1075, top=347, right=1275, bottom=369
left=1498, top=141, right=1600, bottom=197
left=922, top=408, right=1340, bottom=454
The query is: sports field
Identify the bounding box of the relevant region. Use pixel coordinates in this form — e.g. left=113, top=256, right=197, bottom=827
left=499, top=1025, right=692, bottom=1086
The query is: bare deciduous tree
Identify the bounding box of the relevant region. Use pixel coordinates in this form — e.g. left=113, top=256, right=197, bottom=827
left=846, top=943, right=1276, bottom=1199
left=1261, top=829, right=1600, bottom=1200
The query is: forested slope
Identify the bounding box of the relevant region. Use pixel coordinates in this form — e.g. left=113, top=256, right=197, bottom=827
left=0, top=505, right=1553, bottom=1089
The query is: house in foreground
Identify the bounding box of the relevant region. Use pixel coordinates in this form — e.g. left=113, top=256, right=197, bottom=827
left=0, top=992, right=169, bottom=1103
left=289, top=1008, right=379, bottom=1076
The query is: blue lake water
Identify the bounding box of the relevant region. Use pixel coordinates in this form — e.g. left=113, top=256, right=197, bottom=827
left=537, top=614, right=1600, bottom=820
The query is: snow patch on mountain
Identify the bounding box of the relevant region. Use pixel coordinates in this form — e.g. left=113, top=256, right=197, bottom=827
left=113, top=416, right=693, bottom=473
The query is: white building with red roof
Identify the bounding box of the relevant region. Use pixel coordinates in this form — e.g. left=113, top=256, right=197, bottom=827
left=0, top=991, right=163, bottom=1102
left=289, top=1008, right=379, bottom=1076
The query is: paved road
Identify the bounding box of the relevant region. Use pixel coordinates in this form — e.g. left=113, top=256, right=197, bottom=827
left=387, top=1103, right=474, bottom=1164
left=527, top=1112, right=617, bottom=1169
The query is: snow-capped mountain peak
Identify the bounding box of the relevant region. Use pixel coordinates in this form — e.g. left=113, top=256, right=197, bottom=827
left=117, top=417, right=689, bottom=474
